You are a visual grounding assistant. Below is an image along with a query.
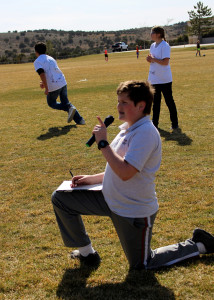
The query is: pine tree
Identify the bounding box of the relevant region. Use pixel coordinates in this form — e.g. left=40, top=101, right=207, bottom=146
left=188, top=1, right=213, bottom=40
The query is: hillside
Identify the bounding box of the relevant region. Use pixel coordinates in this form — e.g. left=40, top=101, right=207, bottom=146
left=0, top=22, right=188, bottom=63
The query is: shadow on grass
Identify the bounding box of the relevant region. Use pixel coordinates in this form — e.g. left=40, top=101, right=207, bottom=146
left=199, top=255, right=214, bottom=266
left=37, top=125, right=77, bottom=140
left=158, top=128, right=193, bottom=146
left=56, top=264, right=175, bottom=300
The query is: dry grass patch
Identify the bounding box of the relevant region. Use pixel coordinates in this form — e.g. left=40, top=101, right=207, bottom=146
left=0, top=48, right=213, bottom=299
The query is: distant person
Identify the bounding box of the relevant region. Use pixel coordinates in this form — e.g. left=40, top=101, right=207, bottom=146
left=136, top=45, right=139, bottom=59
left=196, top=40, right=201, bottom=57
left=104, top=47, right=108, bottom=62
left=146, top=26, right=178, bottom=130
left=52, top=80, right=214, bottom=270
left=34, top=42, right=85, bottom=124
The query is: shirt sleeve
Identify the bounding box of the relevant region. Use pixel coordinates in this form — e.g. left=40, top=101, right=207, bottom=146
left=124, top=129, right=159, bottom=172
left=34, top=59, right=43, bottom=72
left=161, top=43, right=171, bottom=59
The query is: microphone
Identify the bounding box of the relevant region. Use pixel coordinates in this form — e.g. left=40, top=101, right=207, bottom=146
left=86, top=115, right=114, bottom=147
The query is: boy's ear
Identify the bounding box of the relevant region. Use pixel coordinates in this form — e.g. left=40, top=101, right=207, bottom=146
left=138, top=101, right=146, bottom=112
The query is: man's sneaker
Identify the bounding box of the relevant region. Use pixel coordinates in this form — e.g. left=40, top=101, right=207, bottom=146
left=77, top=118, right=86, bottom=125
left=67, top=107, right=76, bottom=123
left=192, top=228, right=214, bottom=254
left=70, top=250, right=101, bottom=267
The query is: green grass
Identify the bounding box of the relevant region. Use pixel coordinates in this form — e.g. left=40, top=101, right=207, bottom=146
left=0, top=48, right=214, bottom=300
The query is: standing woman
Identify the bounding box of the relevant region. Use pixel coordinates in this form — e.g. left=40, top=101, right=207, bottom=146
left=146, top=26, right=178, bottom=130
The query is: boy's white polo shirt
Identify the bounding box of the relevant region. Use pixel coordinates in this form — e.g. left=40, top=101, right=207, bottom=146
left=102, top=116, right=161, bottom=218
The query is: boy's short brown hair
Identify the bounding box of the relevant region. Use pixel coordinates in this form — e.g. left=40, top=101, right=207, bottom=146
left=117, top=80, right=154, bottom=115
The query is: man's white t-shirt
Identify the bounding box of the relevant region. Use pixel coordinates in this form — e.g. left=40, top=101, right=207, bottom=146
left=148, top=40, right=172, bottom=85
left=34, top=54, right=66, bottom=92
left=102, top=116, right=161, bottom=218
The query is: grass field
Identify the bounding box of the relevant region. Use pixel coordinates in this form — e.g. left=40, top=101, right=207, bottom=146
left=0, top=47, right=214, bottom=300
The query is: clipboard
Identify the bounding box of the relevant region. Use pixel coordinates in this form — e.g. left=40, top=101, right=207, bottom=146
left=56, top=181, right=102, bottom=192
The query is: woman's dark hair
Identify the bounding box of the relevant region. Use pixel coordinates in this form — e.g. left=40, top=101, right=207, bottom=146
left=151, top=26, right=166, bottom=41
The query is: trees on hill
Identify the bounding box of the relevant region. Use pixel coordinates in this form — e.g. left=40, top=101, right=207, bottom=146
left=188, top=1, right=213, bottom=40
left=2, top=18, right=212, bottom=64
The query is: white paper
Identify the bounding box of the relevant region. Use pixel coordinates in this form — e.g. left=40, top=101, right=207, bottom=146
left=56, top=181, right=103, bottom=192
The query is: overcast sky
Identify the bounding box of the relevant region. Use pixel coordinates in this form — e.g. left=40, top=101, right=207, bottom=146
left=1, top=0, right=214, bottom=33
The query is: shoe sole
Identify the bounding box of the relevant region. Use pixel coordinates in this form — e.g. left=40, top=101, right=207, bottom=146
left=67, top=108, right=76, bottom=123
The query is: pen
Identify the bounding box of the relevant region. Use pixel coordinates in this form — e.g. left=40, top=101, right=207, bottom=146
left=69, top=170, right=74, bottom=178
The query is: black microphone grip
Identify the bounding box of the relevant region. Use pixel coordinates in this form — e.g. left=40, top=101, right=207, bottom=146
left=86, top=115, right=114, bottom=147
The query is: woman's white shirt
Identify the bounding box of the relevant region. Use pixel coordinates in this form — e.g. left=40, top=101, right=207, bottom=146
left=148, top=40, right=172, bottom=84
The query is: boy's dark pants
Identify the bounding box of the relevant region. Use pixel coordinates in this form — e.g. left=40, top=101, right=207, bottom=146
left=47, top=85, right=82, bottom=123
left=52, top=190, right=199, bottom=269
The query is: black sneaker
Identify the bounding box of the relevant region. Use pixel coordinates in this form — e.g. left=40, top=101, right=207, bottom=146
left=76, top=118, right=86, bottom=125
left=192, top=228, right=214, bottom=254
left=70, top=250, right=101, bottom=267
